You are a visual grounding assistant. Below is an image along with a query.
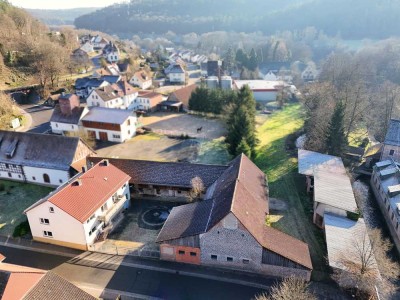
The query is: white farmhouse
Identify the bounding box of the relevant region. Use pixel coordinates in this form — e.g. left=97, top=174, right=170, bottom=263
left=82, top=107, right=137, bottom=143
left=50, top=94, right=88, bottom=135
left=24, top=160, right=131, bottom=250
left=0, top=131, right=95, bottom=187
left=87, top=81, right=138, bottom=110
left=168, top=64, right=186, bottom=84
left=129, top=70, right=152, bottom=90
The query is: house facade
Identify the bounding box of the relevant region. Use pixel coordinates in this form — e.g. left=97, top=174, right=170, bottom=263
left=381, top=119, right=400, bottom=162
left=25, top=160, right=131, bottom=250
left=103, top=42, right=120, bottom=63
left=370, top=160, right=400, bottom=255
left=50, top=94, right=88, bottom=135
left=82, top=107, right=137, bottom=143
left=129, top=71, right=152, bottom=90
left=87, top=81, right=138, bottom=110
left=157, top=154, right=313, bottom=280
left=233, top=80, right=283, bottom=102
left=168, top=64, right=186, bottom=84
left=134, top=91, right=163, bottom=112
left=0, top=131, right=95, bottom=187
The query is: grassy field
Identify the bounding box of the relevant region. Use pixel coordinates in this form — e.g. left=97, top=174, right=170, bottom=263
left=0, top=180, right=53, bottom=237
left=254, top=104, right=328, bottom=279
left=194, top=137, right=232, bottom=165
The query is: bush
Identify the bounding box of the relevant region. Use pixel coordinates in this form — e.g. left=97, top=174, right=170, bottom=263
left=347, top=210, right=361, bottom=221
left=13, top=220, right=31, bottom=237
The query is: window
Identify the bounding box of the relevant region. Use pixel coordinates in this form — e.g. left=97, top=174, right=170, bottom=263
left=43, top=174, right=50, bottom=183
left=390, top=149, right=395, bottom=156
left=113, top=134, right=120, bottom=138
left=59, top=179, right=63, bottom=183
left=71, top=125, right=74, bottom=129
left=49, top=207, right=54, bottom=213
left=18, top=175, right=21, bottom=178
left=128, top=130, right=131, bottom=135
left=40, top=218, right=50, bottom=225
left=388, top=204, right=391, bottom=211
left=55, top=123, right=58, bottom=128
left=5, top=163, right=9, bottom=168
left=227, top=257, right=233, bottom=262
left=211, top=255, right=217, bottom=260
left=243, top=259, right=250, bottom=264
left=87, top=214, right=95, bottom=223
left=127, top=119, right=131, bottom=126
left=43, top=231, right=53, bottom=237
left=178, top=250, right=185, bottom=255
left=8, top=172, right=11, bottom=177
left=190, top=252, right=197, bottom=257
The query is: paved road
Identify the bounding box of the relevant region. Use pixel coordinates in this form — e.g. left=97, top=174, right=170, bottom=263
left=0, top=246, right=269, bottom=299
left=19, top=104, right=53, bottom=133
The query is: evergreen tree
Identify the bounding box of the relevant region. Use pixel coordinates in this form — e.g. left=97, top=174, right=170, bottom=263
left=223, top=46, right=236, bottom=75
left=236, top=138, right=252, bottom=158
left=248, top=48, right=258, bottom=71
left=326, top=101, right=346, bottom=156
left=235, top=49, right=248, bottom=68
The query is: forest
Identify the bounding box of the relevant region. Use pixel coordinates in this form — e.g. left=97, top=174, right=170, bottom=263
left=75, top=0, right=400, bottom=39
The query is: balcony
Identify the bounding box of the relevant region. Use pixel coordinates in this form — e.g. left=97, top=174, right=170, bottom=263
left=98, top=195, right=127, bottom=224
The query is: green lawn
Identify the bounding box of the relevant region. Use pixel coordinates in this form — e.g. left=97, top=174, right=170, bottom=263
left=194, top=137, right=232, bottom=165
left=0, top=180, right=53, bottom=237
left=254, top=104, right=329, bottom=278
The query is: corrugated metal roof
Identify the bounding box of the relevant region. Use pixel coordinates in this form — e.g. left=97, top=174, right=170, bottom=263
left=298, top=149, right=346, bottom=176
left=376, top=160, right=392, bottom=168
left=384, top=119, right=400, bottom=146
left=314, top=171, right=358, bottom=213
left=324, top=214, right=378, bottom=272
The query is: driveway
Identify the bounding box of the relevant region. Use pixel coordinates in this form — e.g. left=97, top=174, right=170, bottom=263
left=20, top=104, right=54, bottom=133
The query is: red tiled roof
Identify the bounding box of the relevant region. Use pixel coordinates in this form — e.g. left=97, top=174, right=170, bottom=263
left=46, top=161, right=130, bottom=223
left=168, top=84, right=197, bottom=106
left=3, top=273, right=45, bottom=300
left=138, top=91, right=162, bottom=99
left=157, top=154, right=313, bottom=270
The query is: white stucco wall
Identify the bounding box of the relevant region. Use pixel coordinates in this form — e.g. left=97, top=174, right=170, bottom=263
left=169, top=73, right=185, bottom=83
left=0, top=171, right=24, bottom=182
left=51, top=122, right=80, bottom=135
left=23, top=166, right=70, bottom=187
left=253, top=91, right=278, bottom=102
left=84, top=116, right=136, bottom=143
left=27, top=201, right=87, bottom=247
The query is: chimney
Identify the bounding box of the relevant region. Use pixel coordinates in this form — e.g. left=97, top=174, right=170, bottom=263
left=82, top=166, right=87, bottom=173
left=103, top=159, right=109, bottom=166
left=59, top=94, right=80, bottom=116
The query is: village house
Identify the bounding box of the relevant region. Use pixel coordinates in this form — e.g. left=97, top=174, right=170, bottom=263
left=50, top=94, right=89, bottom=135
left=156, top=154, right=313, bottom=280
left=168, top=64, right=186, bottom=84
left=167, top=84, right=197, bottom=109
left=233, top=80, right=284, bottom=102
left=381, top=119, right=400, bottom=162
left=91, top=35, right=109, bottom=50
left=82, top=107, right=137, bottom=143
left=0, top=131, right=94, bottom=187
left=92, top=64, right=122, bottom=77
left=370, top=160, right=400, bottom=255
left=134, top=91, right=163, bottom=112
left=103, top=41, right=120, bottom=63
left=129, top=70, right=152, bottom=90
left=0, top=255, right=95, bottom=299
left=301, top=65, right=319, bottom=82
left=74, top=77, right=110, bottom=99
left=88, top=156, right=228, bottom=199
left=24, top=160, right=131, bottom=251
left=71, top=48, right=89, bottom=61
left=87, top=81, right=138, bottom=110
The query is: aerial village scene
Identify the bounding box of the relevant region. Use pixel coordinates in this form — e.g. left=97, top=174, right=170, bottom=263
left=0, top=0, right=400, bottom=299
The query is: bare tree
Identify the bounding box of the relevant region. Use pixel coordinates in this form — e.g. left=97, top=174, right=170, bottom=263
left=334, top=228, right=399, bottom=299
left=0, top=92, right=19, bottom=130
left=254, top=277, right=316, bottom=300
left=187, top=176, right=204, bottom=202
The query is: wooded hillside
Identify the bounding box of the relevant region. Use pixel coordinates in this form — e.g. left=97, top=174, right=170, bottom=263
left=74, top=0, right=400, bottom=39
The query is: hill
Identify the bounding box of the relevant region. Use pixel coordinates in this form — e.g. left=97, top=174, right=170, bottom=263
left=27, top=7, right=99, bottom=26
left=74, top=0, right=400, bottom=39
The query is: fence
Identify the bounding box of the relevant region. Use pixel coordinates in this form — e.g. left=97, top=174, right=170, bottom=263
left=93, top=242, right=160, bottom=259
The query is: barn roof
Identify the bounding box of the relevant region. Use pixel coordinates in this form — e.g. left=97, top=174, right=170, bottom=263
left=384, top=119, right=400, bottom=147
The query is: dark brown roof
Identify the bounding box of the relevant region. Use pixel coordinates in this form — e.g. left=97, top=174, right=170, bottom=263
left=23, top=271, right=96, bottom=300
left=157, top=154, right=313, bottom=270
left=95, top=81, right=138, bottom=102
left=168, top=84, right=197, bottom=105
left=0, top=131, right=94, bottom=171
left=87, top=157, right=227, bottom=188
left=138, top=91, right=162, bottom=99
left=50, top=106, right=86, bottom=125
